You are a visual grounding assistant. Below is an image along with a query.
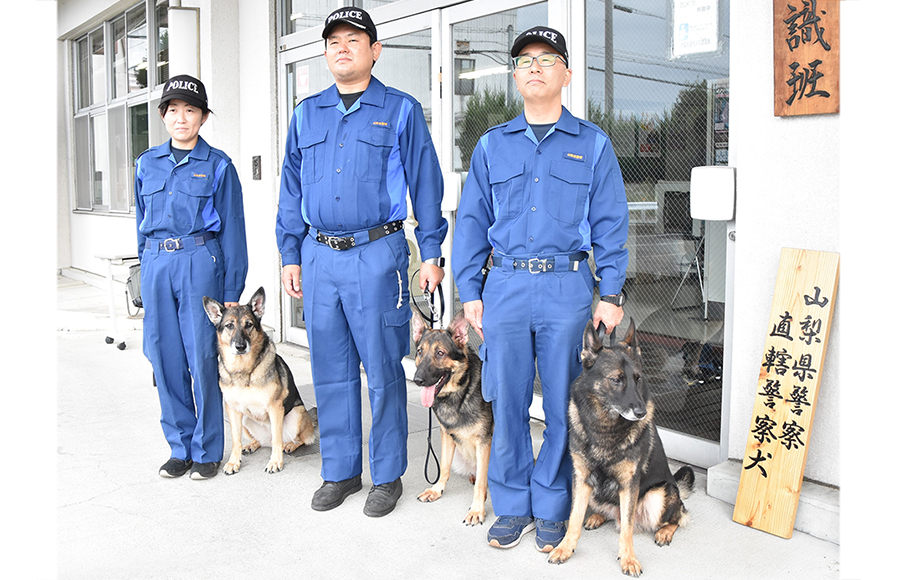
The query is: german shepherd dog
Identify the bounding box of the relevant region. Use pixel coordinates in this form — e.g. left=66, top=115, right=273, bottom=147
left=412, top=309, right=493, bottom=526
left=548, top=318, right=694, bottom=576
left=202, top=287, right=316, bottom=475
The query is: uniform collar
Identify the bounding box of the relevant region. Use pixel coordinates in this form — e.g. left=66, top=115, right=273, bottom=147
left=319, top=75, right=387, bottom=109
left=152, top=136, right=211, bottom=161
left=504, top=106, right=580, bottom=136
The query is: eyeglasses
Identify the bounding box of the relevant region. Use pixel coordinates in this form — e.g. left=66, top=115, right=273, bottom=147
left=513, top=53, right=566, bottom=69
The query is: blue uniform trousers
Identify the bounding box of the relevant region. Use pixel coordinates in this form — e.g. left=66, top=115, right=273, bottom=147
left=141, top=236, right=225, bottom=464
left=301, top=231, right=411, bottom=485
left=480, top=263, right=594, bottom=521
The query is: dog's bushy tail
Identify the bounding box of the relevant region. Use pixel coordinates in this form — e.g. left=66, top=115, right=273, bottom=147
left=674, top=465, right=695, bottom=499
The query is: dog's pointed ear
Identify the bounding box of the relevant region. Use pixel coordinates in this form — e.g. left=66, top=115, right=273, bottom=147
left=411, top=307, right=428, bottom=344
left=621, top=318, right=640, bottom=355
left=448, top=310, right=469, bottom=349
left=202, top=296, right=224, bottom=326
left=249, top=287, right=265, bottom=320
left=581, top=320, right=603, bottom=369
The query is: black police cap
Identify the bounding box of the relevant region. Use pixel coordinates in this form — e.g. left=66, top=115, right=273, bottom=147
left=322, top=7, right=377, bottom=42
left=511, top=26, right=568, bottom=64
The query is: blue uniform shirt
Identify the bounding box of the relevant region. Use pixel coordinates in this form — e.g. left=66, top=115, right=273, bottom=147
left=135, top=136, right=248, bottom=303
left=276, top=76, right=447, bottom=265
left=453, top=107, right=629, bottom=302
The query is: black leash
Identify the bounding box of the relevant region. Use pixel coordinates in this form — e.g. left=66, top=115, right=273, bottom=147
left=424, top=411, right=440, bottom=485
left=411, top=269, right=445, bottom=330
left=411, top=269, right=444, bottom=485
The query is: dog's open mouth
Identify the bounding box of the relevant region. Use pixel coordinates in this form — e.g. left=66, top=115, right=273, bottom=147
left=420, top=373, right=449, bottom=408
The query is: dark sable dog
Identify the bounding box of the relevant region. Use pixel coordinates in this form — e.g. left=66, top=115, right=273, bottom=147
left=203, top=287, right=316, bottom=475
left=412, top=309, right=493, bottom=526
left=548, top=318, right=694, bottom=577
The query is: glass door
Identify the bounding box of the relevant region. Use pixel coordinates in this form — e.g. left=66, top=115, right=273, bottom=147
left=579, top=0, right=731, bottom=468
left=277, top=0, right=731, bottom=468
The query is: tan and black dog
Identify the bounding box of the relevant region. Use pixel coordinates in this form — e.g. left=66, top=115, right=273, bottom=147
left=412, top=309, right=493, bottom=526
left=202, top=287, right=316, bottom=475
left=548, top=318, right=694, bottom=576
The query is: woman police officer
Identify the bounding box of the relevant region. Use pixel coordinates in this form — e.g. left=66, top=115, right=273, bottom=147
left=135, top=75, right=248, bottom=480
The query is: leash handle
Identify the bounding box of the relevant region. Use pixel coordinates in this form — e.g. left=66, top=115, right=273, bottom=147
left=411, top=268, right=445, bottom=329
left=424, top=410, right=440, bottom=485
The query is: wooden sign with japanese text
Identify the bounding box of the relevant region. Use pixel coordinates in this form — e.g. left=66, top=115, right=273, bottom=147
left=773, top=0, right=840, bottom=116
left=733, top=248, right=839, bottom=538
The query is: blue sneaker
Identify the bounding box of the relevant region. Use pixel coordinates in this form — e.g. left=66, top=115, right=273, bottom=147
left=535, top=518, right=567, bottom=552
left=487, top=515, right=535, bottom=548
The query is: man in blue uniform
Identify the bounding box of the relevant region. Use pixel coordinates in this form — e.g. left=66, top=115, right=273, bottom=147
left=135, top=75, right=248, bottom=480
left=452, top=27, right=629, bottom=550
left=277, top=8, right=447, bottom=517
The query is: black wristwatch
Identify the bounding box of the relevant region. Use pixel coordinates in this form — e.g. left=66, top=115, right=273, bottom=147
left=599, top=289, right=627, bottom=307
left=423, top=257, right=445, bottom=267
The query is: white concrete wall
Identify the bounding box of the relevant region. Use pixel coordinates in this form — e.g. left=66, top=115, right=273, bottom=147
left=57, top=38, right=72, bottom=270
left=236, top=0, right=283, bottom=334
left=727, top=2, right=840, bottom=485
left=189, top=0, right=282, bottom=330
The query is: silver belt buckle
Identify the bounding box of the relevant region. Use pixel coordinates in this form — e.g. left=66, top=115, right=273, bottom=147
left=528, top=258, right=547, bottom=273
left=163, top=238, right=179, bottom=252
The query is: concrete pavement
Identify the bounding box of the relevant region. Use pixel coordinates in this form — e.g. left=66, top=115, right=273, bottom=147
left=56, top=273, right=840, bottom=580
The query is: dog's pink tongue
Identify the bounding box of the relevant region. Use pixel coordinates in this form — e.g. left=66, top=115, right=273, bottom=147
left=420, top=385, right=437, bottom=408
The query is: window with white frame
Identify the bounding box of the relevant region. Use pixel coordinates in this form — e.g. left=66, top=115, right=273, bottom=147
left=72, top=0, right=169, bottom=214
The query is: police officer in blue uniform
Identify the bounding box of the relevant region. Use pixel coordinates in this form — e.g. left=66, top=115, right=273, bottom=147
left=135, top=75, right=248, bottom=480
left=453, top=27, right=629, bottom=550
left=277, top=8, right=447, bottom=517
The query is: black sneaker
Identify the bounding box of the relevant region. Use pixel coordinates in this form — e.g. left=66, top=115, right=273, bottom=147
left=363, top=477, right=403, bottom=518
left=189, top=461, right=220, bottom=480
left=159, top=458, right=193, bottom=478
left=311, top=475, right=363, bottom=511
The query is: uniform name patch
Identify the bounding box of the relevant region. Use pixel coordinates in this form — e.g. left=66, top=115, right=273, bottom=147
left=564, top=152, right=585, bottom=162
left=192, top=173, right=207, bottom=178
left=372, top=121, right=389, bottom=127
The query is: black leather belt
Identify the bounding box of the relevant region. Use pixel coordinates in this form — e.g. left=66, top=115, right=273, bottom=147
left=493, top=251, right=588, bottom=273
left=146, top=231, right=216, bottom=252
left=314, top=220, right=404, bottom=251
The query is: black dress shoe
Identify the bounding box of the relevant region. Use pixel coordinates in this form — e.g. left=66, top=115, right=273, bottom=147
left=159, top=458, right=193, bottom=478
left=363, top=477, right=402, bottom=518
left=311, top=475, right=363, bottom=511
left=189, top=461, right=220, bottom=480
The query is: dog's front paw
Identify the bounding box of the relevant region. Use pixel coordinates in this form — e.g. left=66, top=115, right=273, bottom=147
left=463, top=508, right=486, bottom=526
left=418, top=488, right=442, bottom=503
left=618, top=553, right=642, bottom=577
left=264, top=457, right=284, bottom=474
left=547, top=543, right=575, bottom=564
left=224, top=460, right=241, bottom=475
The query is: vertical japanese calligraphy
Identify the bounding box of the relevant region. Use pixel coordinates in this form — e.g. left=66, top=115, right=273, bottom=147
left=773, top=0, right=840, bottom=116
left=733, top=248, right=839, bottom=539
